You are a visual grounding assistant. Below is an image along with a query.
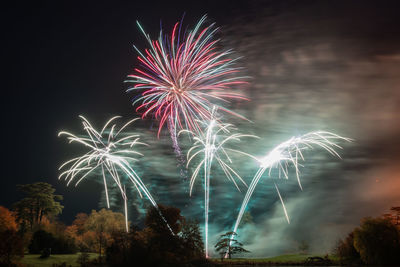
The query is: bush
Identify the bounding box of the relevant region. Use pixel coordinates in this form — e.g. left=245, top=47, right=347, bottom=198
left=29, top=230, right=77, bottom=254
left=53, top=236, right=78, bottom=254
left=29, top=230, right=55, bottom=254
left=40, top=248, right=51, bottom=258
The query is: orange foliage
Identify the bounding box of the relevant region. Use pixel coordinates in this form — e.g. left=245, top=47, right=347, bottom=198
left=81, top=230, right=98, bottom=251
left=72, top=213, right=88, bottom=235
left=64, top=213, right=98, bottom=252
left=0, top=206, right=18, bottom=231
left=65, top=224, right=78, bottom=238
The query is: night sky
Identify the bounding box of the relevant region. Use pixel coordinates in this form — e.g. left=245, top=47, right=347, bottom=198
left=2, top=0, right=400, bottom=256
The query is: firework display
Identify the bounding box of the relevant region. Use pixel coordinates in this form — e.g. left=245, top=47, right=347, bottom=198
left=180, top=107, right=257, bottom=257
left=126, top=15, right=248, bottom=140
left=230, top=132, right=351, bottom=241
left=58, top=116, right=159, bottom=232
left=56, top=14, right=352, bottom=258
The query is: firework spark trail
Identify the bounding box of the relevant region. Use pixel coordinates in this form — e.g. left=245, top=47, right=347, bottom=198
left=168, top=116, right=189, bottom=183
left=180, top=107, right=257, bottom=258
left=126, top=15, right=249, bottom=138
left=228, top=131, right=351, bottom=255
left=58, top=116, right=173, bottom=233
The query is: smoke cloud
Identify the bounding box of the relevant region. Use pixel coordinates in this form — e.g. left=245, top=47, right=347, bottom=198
left=94, top=1, right=400, bottom=257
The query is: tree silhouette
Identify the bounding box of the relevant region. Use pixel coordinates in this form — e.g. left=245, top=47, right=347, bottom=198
left=105, top=206, right=207, bottom=266
left=145, top=204, right=182, bottom=235
left=215, top=231, right=249, bottom=260
left=353, top=217, right=400, bottom=265
left=180, top=218, right=204, bottom=259
left=334, top=232, right=362, bottom=265
left=13, top=182, right=63, bottom=230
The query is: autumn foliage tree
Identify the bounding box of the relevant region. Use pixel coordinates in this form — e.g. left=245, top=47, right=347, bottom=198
left=72, top=213, right=89, bottom=235
left=0, top=206, right=18, bottom=232
left=0, top=206, right=23, bottom=265
left=383, top=206, right=400, bottom=227
left=65, top=213, right=92, bottom=252
left=84, top=209, right=126, bottom=257
left=0, top=230, right=24, bottom=265
left=391, top=207, right=400, bottom=226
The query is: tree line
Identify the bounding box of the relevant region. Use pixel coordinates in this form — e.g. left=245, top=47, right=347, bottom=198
left=0, top=182, right=210, bottom=266
left=3, top=181, right=398, bottom=266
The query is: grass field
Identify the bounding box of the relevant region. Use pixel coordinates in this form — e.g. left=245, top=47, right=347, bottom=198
left=20, top=253, right=98, bottom=267
left=20, top=253, right=338, bottom=266
left=211, top=254, right=339, bottom=265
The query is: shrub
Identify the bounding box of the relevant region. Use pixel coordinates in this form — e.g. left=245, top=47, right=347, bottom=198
left=29, top=230, right=77, bottom=254
left=40, top=248, right=51, bottom=258
left=29, top=230, right=55, bottom=254
left=53, top=236, right=78, bottom=254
